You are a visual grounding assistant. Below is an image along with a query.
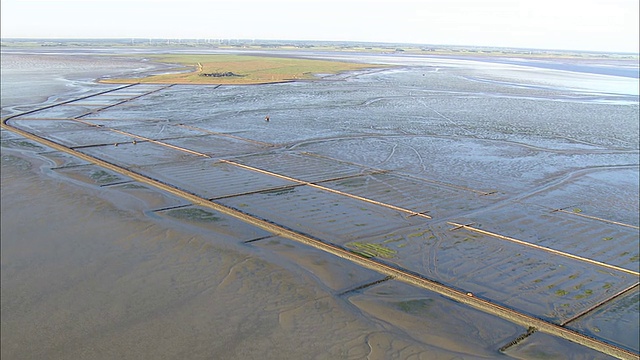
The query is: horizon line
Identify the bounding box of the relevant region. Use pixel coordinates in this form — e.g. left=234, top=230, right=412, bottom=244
left=2, top=37, right=639, bottom=55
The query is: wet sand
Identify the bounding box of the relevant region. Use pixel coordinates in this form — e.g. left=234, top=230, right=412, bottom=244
left=2, top=49, right=638, bottom=359
left=1, top=147, right=526, bottom=359
left=1, top=152, right=370, bottom=359
left=0, top=52, right=508, bottom=360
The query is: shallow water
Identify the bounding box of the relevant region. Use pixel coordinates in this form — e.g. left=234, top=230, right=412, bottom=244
left=2, top=48, right=637, bottom=359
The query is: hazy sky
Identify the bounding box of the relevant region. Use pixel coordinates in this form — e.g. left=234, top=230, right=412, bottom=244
left=1, top=0, right=638, bottom=53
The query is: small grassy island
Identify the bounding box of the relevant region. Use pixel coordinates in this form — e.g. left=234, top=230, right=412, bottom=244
left=102, top=54, right=384, bottom=85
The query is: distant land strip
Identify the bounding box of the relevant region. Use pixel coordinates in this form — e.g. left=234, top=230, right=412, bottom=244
left=99, top=54, right=388, bottom=85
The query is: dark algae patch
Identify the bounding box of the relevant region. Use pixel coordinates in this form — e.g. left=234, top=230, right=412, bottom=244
left=167, top=208, right=221, bottom=222
left=2, top=139, right=45, bottom=151
left=263, top=187, right=297, bottom=196
left=90, top=170, right=122, bottom=184
left=395, top=299, right=435, bottom=315
left=1, top=154, right=33, bottom=171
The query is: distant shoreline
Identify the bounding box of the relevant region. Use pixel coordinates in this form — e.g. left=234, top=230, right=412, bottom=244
left=2, top=38, right=638, bottom=59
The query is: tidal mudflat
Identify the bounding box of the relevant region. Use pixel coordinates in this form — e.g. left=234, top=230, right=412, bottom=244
left=1, top=48, right=638, bottom=359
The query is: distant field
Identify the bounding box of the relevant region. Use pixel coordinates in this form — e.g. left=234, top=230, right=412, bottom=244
left=101, top=54, right=385, bottom=85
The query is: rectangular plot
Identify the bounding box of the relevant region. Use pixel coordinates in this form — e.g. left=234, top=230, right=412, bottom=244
left=79, top=141, right=203, bottom=167
left=137, top=160, right=298, bottom=199
left=453, top=203, right=640, bottom=273
left=342, top=223, right=638, bottom=325
left=231, top=152, right=373, bottom=182
left=11, top=119, right=92, bottom=134
left=565, top=288, right=639, bottom=353
left=46, top=128, right=134, bottom=147
left=82, top=119, right=166, bottom=128
left=20, top=106, right=97, bottom=119
left=161, top=134, right=271, bottom=157
left=1, top=138, right=49, bottom=152
left=97, top=93, right=153, bottom=97
left=114, top=123, right=208, bottom=140
left=53, top=164, right=130, bottom=187
left=117, top=84, right=168, bottom=92
left=325, top=173, right=498, bottom=219
left=154, top=205, right=272, bottom=242
left=82, top=108, right=171, bottom=122
left=62, top=98, right=123, bottom=106
left=217, top=186, right=425, bottom=242
left=520, top=169, right=639, bottom=227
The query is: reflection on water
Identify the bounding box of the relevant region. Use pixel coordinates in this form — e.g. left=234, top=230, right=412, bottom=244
left=0, top=52, right=163, bottom=114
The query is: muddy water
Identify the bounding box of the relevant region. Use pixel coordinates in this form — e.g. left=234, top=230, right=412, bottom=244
left=2, top=49, right=636, bottom=359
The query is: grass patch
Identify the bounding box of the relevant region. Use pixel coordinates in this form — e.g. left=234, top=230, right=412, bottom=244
left=2, top=139, right=45, bottom=151
left=90, top=170, right=121, bottom=184
left=1, top=154, right=32, bottom=171
left=121, top=184, right=147, bottom=189
left=16, top=140, right=44, bottom=149
left=395, top=299, right=434, bottom=314
left=102, top=54, right=385, bottom=85
left=167, top=208, right=221, bottom=222
left=346, top=241, right=397, bottom=258
left=408, top=230, right=430, bottom=238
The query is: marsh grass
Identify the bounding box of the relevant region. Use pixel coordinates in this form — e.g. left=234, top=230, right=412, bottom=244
left=103, top=54, right=383, bottom=85
left=346, top=241, right=397, bottom=258
left=166, top=208, right=221, bottom=222
left=90, top=170, right=121, bottom=184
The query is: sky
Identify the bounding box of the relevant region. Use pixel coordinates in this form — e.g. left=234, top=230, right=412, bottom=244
left=1, top=0, right=639, bottom=53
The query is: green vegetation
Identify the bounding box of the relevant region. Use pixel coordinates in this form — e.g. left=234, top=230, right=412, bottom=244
left=167, top=208, right=221, bottom=222
left=103, top=54, right=384, bottom=85
left=408, top=230, right=429, bottom=238
left=1, top=154, right=32, bottom=171
left=346, top=241, right=397, bottom=258
left=263, top=187, right=296, bottom=196
left=396, top=299, right=434, bottom=314
left=90, top=170, right=121, bottom=184
left=16, top=140, right=44, bottom=149
left=121, top=184, right=147, bottom=189
left=1, top=139, right=45, bottom=151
